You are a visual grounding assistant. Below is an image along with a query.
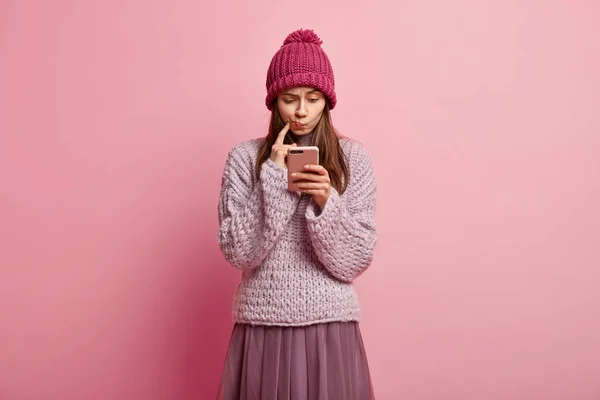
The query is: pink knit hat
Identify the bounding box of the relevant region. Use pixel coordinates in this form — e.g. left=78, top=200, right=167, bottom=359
left=265, top=29, right=337, bottom=110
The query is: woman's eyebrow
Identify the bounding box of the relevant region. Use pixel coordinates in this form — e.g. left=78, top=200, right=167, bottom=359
left=281, top=89, right=322, bottom=96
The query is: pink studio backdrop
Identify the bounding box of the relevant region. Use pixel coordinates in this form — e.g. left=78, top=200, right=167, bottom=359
left=1, top=1, right=599, bottom=399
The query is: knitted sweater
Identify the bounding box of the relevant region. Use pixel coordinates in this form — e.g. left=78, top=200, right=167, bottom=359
left=217, top=132, right=377, bottom=326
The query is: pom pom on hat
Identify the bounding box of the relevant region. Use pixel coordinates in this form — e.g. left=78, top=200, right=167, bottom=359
left=282, top=29, right=323, bottom=47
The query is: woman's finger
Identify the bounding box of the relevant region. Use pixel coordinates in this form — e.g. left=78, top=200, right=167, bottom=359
left=274, top=148, right=288, bottom=157
left=297, top=182, right=330, bottom=190
left=298, top=188, right=327, bottom=197
left=274, top=122, right=291, bottom=145
left=303, top=164, right=328, bottom=175
left=272, top=143, right=297, bottom=154
left=291, top=172, right=329, bottom=182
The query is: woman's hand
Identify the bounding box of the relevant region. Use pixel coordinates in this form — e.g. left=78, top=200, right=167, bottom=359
left=270, top=122, right=297, bottom=169
left=291, top=165, right=331, bottom=209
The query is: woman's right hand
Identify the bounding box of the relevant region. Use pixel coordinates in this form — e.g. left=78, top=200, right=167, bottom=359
left=270, top=122, right=297, bottom=169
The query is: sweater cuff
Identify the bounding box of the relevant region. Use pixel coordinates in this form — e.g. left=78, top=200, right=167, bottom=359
left=260, top=158, right=300, bottom=214
left=305, top=187, right=342, bottom=225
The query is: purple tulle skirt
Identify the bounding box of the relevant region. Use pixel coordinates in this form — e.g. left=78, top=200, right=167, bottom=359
left=217, top=321, right=375, bottom=400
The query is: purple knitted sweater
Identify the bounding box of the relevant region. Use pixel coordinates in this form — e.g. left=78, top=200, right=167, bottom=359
left=217, top=132, right=377, bottom=326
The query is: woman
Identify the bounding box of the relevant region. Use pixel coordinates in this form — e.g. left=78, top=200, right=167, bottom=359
left=217, top=28, right=377, bottom=399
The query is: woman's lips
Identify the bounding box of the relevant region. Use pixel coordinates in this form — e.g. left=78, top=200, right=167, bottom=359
left=292, top=122, right=305, bottom=128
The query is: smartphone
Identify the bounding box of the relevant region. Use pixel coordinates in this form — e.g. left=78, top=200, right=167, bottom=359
left=287, top=146, right=320, bottom=191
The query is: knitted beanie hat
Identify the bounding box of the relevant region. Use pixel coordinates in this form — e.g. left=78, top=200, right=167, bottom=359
left=265, top=29, right=337, bottom=110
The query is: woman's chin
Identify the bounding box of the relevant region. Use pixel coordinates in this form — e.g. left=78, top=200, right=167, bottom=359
left=291, top=128, right=310, bottom=135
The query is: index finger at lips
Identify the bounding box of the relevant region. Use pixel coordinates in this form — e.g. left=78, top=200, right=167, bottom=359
left=275, top=122, right=291, bottom=145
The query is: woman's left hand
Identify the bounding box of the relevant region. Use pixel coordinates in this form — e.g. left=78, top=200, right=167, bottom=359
left=291, top=165, right=331, bottom=209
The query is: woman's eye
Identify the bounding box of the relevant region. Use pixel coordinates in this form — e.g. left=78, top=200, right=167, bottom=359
left=283, top=98, right=319, bottom=104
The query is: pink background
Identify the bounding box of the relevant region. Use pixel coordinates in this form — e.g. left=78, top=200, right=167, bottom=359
left=1, top=1, right=599, bottom=399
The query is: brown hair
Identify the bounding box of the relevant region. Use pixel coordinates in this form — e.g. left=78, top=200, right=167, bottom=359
left=255, top=100, right=349, bottom=195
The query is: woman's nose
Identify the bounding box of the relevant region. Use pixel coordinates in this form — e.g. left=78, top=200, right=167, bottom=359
left=296, top=105, right=308, bottom=117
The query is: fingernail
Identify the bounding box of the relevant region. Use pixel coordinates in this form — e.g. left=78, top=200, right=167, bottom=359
left=291, top=173, right=297, bottom=177
left=304, top=165, right=309, bottom=169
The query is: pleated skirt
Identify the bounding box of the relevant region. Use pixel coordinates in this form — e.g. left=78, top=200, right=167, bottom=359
left=216, top=321, right=375, bottom=400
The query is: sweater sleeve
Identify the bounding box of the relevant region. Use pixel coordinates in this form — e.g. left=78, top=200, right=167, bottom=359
left=217, top=143, right=300, bottom=270
left=305, top=141, right=377, bottom=282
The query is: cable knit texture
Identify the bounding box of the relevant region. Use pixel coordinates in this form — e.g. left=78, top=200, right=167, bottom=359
left=265, top=29, right=337, bottom=110
left=217, top=132, right=377, bottom=326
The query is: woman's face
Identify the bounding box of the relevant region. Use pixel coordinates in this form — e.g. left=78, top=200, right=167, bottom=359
left=277, top=86, right=326, bottom=136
